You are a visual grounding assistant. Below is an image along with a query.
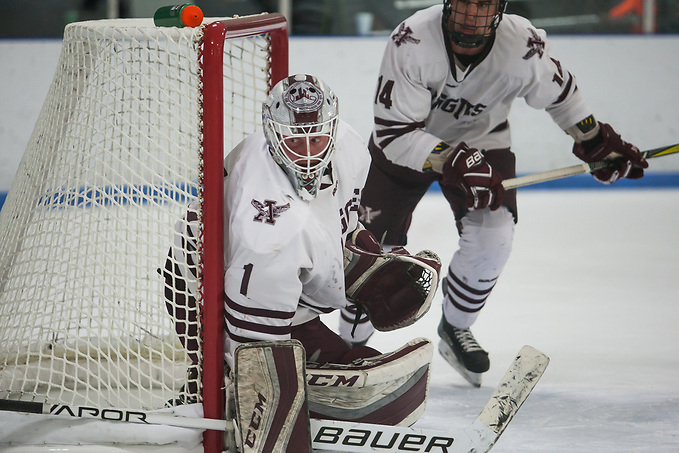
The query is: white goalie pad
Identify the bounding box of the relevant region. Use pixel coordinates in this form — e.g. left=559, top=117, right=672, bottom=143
left=234, top=340, right=311, bottom=453
left=306, top=337, right=433, bottom=427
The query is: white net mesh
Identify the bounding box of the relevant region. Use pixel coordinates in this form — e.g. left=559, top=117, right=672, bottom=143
left=0, top=17, right=277, bottom=411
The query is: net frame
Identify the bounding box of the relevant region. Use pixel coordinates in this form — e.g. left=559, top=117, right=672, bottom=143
left=0, top=13, right=288, bottom=453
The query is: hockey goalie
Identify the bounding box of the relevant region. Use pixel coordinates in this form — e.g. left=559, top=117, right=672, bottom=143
left=160, top=74, right=442, bottom=451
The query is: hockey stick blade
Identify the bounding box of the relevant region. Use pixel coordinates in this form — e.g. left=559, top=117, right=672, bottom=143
left=468, top=345, right=550, bottom=450
left=503, top=142, right=679, bottom=190
left=309, top=345, right=549, bottom=453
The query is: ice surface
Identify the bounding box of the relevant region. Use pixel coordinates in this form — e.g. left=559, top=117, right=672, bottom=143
left=341, top=189, right=679, bottom=452
left=1, top=189, right=677, bottom=452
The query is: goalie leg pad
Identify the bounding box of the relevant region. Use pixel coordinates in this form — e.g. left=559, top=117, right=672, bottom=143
left=234, top=340, right=311, bottom=453
left=306, top=337, right=433, bottom=427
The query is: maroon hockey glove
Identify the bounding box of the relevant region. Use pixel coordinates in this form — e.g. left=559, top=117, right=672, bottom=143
left=349, top=227, right=381, bottom=254
left=441, top=142, right=504, bottom=210
left=344, top=228, right=441, bottom=331
left=573, top=122, right=648, bottom=184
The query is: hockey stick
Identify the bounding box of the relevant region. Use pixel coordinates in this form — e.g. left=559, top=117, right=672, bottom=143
left=0, top=345, right=548, bottom=452
left=502, top=142, right=679, bottom=190
left=0, top=398, right=227, bottom=431
left=309, top=345, right=549, bottom=453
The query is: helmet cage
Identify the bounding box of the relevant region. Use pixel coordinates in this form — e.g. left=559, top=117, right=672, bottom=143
left=262, top=75, right=339, bottom=201
left=443, top=0, right=507, bottom=49
left=267, top=117, right=338, bottom=200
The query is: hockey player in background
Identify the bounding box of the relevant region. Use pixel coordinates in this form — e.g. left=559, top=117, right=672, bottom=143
left=162, top=74, right=442, bottom=451
left=338, top=0, right=648, bottom=387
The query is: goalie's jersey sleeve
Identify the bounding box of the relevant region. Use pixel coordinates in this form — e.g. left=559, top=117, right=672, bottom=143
left=373, top=5, right=593, bottom=171
left=222, top=120, right=369, bottom=365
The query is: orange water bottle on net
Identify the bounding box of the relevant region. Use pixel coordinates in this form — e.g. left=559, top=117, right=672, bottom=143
left=154, top=4, right=204, bottom=28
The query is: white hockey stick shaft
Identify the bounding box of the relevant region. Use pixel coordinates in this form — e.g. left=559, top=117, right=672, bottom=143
left=502, top=142, right=679, bottom=190
left=502, top=162, right=592, bottom=190
left=0, top=398, right=227, bottom=431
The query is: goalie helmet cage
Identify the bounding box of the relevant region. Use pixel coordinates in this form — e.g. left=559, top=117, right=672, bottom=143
left=0, top=13, right=288, bottom=453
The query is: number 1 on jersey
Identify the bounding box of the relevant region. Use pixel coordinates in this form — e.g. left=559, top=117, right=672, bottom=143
left=240, top=263, right=253, bottom=296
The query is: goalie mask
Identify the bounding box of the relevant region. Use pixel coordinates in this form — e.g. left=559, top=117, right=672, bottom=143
left=263, top=74, right=339, bottom=201
left=443, top=0, right=507, bottom=49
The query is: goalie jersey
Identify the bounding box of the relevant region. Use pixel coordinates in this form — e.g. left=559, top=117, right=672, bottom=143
left=373, top=5, right=594, bottom=171
left=222, top=120, right=370, bottom=366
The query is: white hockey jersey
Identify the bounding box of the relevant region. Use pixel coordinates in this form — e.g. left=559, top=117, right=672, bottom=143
left=222, top=120, right=370, bottom=365
left=372, top=6, right=593, bottom=171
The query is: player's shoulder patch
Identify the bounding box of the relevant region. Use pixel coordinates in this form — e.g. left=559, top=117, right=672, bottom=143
left=391, top=21, right=422, bottom=48
left=493, top=14, right=550, bottom=71
left=521, top=26, right=546, bottom=61
left=389, top=5, right=440, bottom=50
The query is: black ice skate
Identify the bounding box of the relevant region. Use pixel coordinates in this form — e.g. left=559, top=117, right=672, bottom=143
left=437, top=316, right=489, bottom=387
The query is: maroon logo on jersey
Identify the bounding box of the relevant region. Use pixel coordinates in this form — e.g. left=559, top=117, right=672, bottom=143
left=391, top=22, right=420, bottom=47
left=358, top=205, right=382, bottom=226
left=252, top=199, right=291, bottom=225
left=523, top=29, right=545, bottom=60
left=431, top=92, right=486, bottom=119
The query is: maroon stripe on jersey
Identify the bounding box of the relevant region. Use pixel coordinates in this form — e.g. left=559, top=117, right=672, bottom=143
left=225, top=328, right=260, bottom=345
left=225, top=294, right=295, bottom=320
left=553, top=72, right=574, bottom=105
left=489, top=120, right=509, bottom=133
left=374, top=116, right=426, bottom=149
left=374, top=117, right=426, bottom=127
left=298, top=299, right=335, bottom=315
left=224, top=308, right=292, bottom=336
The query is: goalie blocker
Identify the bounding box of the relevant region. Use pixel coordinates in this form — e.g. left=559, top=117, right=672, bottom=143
left=232, top=338, right=434, bottom=452
left=343, top=227, right=441, bottom=332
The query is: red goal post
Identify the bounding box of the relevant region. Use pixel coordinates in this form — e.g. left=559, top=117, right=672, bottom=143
left=201, top=15, right=288, bottom=453
left=0, top=13, right=288, bottom=453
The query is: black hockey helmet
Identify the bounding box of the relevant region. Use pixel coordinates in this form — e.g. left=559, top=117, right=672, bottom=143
left=442, top=0, right=508, bottom=49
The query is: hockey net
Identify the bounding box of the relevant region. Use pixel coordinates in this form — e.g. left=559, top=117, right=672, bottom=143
left=0, top=13, right=288, bottom=447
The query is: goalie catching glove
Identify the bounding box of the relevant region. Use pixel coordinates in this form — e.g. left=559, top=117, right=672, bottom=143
left=343, top=227, right=441, bottom=331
